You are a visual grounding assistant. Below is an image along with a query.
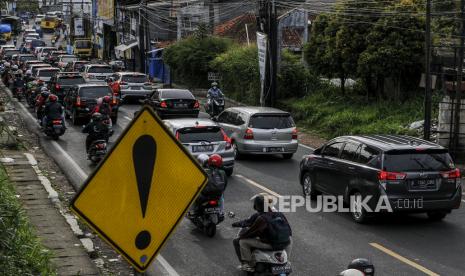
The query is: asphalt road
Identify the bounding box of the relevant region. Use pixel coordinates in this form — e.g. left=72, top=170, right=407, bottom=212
left=17, top=29, right=465, bottom=276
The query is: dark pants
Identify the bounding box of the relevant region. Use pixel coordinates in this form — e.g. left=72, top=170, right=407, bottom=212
left=233, top=238, right=242, bottom=262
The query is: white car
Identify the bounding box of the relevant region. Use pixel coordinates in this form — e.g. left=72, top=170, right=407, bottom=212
left=57, top=55, right=78, bottom=70
left=34, top=67, right=60, bottom=83
left=37, top=47, right=57, bottom=61
left=82, top=64, right=114, bottom=83
left=35, top=14, right=45, bottom=25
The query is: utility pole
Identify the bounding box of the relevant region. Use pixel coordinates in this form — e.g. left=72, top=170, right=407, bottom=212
left=139, top=0, right=146, bottom=73
left=258, top=0, right=278, bottom=107
left=453, top=0, right=465, bottom=156
left=209, top=0, right=214, bottom=34
left=424, top=0, right=432, bottom=140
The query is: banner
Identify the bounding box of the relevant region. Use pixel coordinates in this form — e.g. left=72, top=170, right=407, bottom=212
left=256, top=32, right=268, bottom=107
left=74, top=18, right=84, bottom=36
left=97, top=0, right=114, bottom=23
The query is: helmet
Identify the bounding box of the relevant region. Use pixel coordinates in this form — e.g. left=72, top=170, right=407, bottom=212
left=250, top=193, right=276, bottom=212
left=102, top=95, right=111, bottom=103
left=348, top=258, right=374, bottom=276
left=41, top=87, right=49, bottom=92
left=96, top=97, right=103, bottom=105
left=211, top=82, right=218, bottom=87
left=208, top=154, right=223, bottom=168
left=48, top=94, right=58, bottom=102
left=107, top=77, right=114, bottom=82
left=40, top=90, right=50, bottom=98
left=197, top=154, right=209, bottom=168
left=12, top=65, right=18, bottom=70
left=339, top=269, right=365, bottom=276
left=92, top=112, right=102, bottom=120
left=25, top=70, right=32, bottom=76
left=4, top=62, right=10, bottom=67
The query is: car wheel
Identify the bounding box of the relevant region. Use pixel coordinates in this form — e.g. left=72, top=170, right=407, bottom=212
left=233, top=142, right=242, bottom=160
left=283, top=153, right=293, bottom=159
left=427, top=211, right=447, bottom=221
left=224, top=167, right=233, bottom=177
left=350, top=192, right=368, bottom=224
left=301, top=172, right=318, bottom=200
left=72, top=109, right=79, bottom=125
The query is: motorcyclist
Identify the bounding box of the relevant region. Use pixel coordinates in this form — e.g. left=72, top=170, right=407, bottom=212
left=189, top=154, right=227, bottom=218
left=206, top=82, right=224, bottom=112
left=347, top=258, right=375, bottom=276
left=23, top=70, right=34, bottom=84
left=82, top=112, right=111, bottom=153
left=92, top=95, right=112, bottom=117
left=339, top=269, right=365, bottom=276
left=42, top=94, right=64, bottom=128
left=107, top=77, right=119, bottom=95
left=232, top=193, right=292, bottom=272
left=1, top=62, right=11, bottom=84
left=35, top=87, right=50, bottom=121
left=10, top=65, right=23, bottom=92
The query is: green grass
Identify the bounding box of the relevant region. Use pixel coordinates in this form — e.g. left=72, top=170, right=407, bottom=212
left=282, top=86, right=438, bottom=139
left=0, top=166, right=56, bottom=275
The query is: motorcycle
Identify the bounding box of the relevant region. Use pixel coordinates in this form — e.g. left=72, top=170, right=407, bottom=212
left=13, top=79, right=25, bottom=101
left=231, top=213, right=292, bottom=276
left=205, top=96, right=225, bottom=117
left=87, top=139, right=108, bottom=164
left=43, top=118, right=66, bottom=140
left=188, top=197, right=224, bottom=237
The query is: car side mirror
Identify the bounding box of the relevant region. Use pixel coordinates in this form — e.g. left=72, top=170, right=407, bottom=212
left=211, top=116, right=218, bottom=122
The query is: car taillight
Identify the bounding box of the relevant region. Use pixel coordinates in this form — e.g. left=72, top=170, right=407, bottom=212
left=76, top=96, right=81, bottom=106
left=221, top=129, right=231, bottom=149
left=209, top=200, right=218, bottom=206
left=95, top=143, right=106, bottom=149
left=378, top=171, right=407, bottom=181
left=244, top=128, right=254, bottom=140
left=292, top=128, right=298, bottom=140
left=160, top=101, right=168, bottom=108
left=119, top=81, right=128, bottom=86
left=441, top=168, right=461, bottom=179
left=55, top=84, right=61, bottom=90
left=52, top=120, right=62, bottom=125
left=175, top=131, right=180, bottom=140
left=193, top=100, right=200, bottom=109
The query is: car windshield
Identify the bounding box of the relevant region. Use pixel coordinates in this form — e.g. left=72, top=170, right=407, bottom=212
left=61, top=56, right=77, bottom=62
left=122, top=75, right=147, bottom=83
left=31, top=40, right=45, bottom=47
left=178, top=127, right=223, bottom=143
left=88, top=67, right=113, bottom=73
left=20, top=56, right=35, bottom=61
left=57, top=76, right=85, bottom=85
left=161, top=90, right=193, bottom=99
left=4, top=50, right=20, bottom=56
left=249, top=114, right=295, bottom=129
left=38, top=69, right=59, bottom=77
left=74, top=63, right=87, bottom=70
left=80, top=87, right=111, bottom=98
left=383, top=152, right=454, bottom=172
left=75, top=41, right=91, bottom=48
left=42, top=48, right=55, bottom=54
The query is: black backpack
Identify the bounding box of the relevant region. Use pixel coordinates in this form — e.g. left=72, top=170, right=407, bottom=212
left=201, top=169, right=226, bottom=198
left=265, top=212, right=291, bottom=250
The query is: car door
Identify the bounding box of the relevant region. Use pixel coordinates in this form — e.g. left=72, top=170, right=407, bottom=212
left=316, top=141, right=345, bottom=195
left=338, top=141, right=362, bottom=196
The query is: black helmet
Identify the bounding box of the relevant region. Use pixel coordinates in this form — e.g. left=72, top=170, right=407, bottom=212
left=348, top=258, right=374, bottom=276
left=250, top=193, right=275, bottom=213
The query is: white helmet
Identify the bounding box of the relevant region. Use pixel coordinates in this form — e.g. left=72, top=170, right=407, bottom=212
left=25, top=70, right=32, bottom=75
left=197, top=154, right=209, bottom=168
left=96, top=97, right=103, bottom=105
left=339, top=269, right=365, bottom=276
left=41, top=87, right=49, bottom=92
left=12, top=65, right=18, bottom=70
left=4, top=62, right=10, bottom=67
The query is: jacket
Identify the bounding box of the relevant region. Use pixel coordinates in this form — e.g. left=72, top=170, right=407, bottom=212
left=44, top=102, right=63, bottom=120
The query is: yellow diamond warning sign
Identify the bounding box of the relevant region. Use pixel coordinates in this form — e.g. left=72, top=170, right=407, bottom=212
left=71, top=106, right=208, bottom=272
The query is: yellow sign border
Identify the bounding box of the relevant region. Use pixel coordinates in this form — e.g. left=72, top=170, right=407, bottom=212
left=70, top=105, right=208, bottom=272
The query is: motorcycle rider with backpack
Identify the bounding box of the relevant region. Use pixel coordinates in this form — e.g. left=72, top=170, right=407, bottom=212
left=82, top=112, right=111, bottom=153
left=206, top=82, right=224, bottom=115
left=232, top=193, right=292, bottom=272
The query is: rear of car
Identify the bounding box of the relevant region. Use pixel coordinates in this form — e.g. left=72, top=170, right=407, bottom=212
left=29, top=40, right=45, bottom=52
left=73, top=39, right=92, bottom=58
left=73, top=85, right=114, bottom=121
left=84, top=65, right=114, bottom=83
left=117, top=73, right=152, bottom=100
left=36, top=68, right=60, bottom=83
left=38, top=47, right=57, bottom=61
left=51, top=74, right=85, bottom=101
left=57, top=55, right=78, bottom=70
left=46, top=51, right=67, bottom=65
left=68, top=61, right=89, bottom=72
left=3, top=49, right=20, bottom=60
left=167, top=119, right=235, bottom=175
left=18, top=54, right=35, bottom=66
left=154, top=89, right=200, bottom=119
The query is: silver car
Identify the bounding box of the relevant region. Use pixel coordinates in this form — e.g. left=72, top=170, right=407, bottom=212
left=112, top=72, right=152, bottom=100
left=34, top=67, right=60, bottom=83
left=83, top=64, right=114, bottom=83
left=215, top=107, right=298, bottom=159
left=163, top=118, right=235, bottom=176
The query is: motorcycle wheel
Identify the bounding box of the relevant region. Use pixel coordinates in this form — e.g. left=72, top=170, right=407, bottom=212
left=52, top=135, right=59, bottom=141
left=204, top=223, right=216, bottom=237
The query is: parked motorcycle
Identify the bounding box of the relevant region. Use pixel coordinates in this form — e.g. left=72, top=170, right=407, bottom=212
left=188, top=197, right=224, bottom=237
left=87, top=139, right=107, bottom=164
left=205, top=96, right=225, bottom=117
left=43, top=118, right=66, bottom=140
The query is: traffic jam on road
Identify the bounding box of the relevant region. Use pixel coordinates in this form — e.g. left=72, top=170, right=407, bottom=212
left=1, top=12, right=465, bottom=276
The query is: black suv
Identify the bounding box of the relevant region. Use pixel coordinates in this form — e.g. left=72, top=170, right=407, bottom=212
left=64, top=84, right=118, bottom=125
left=49, top=72, right=86, bottom=102
left=299, top=135, right=462, bottom=223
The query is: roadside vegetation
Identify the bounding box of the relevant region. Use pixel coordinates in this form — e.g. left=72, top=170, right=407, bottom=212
left=0, top=166, right=56, bottom=275
left=163, top=0, right=454, bottom=139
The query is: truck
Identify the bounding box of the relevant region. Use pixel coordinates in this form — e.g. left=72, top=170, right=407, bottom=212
left=69, top=17, right=92, bottom=59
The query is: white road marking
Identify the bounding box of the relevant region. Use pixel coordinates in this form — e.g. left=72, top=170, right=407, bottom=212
left=235, top=174, right=281, bottom=198
left=370, top=243, right=439, bottom=276
left=299, top=143, right=315, bottom=151
left=124, top=116, right=132, bottom=121
left=13, top=94, right=180, bottom=276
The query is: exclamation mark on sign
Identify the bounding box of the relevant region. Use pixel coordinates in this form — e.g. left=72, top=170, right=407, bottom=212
left=132, top=135, right=157, bottom=262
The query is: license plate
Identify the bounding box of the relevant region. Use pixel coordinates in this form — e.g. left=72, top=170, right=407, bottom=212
left=131, top=86, right=141, bottom=90
left=174, top=103, right=188, bottom=108
left=410, top=179, right=437, bottom=191
left=205, top=207, right=221, bottom=214
left=265, top=147, right=284, bottom=153
left=192, top=145, right=214, bottom=152
left=96, top=76, right=105, bottom=80
left=271, top=263, right=292, bottom=274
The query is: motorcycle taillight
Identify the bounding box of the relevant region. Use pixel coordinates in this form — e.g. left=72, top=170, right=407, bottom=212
left=52, top=120, right=62, bottom=125
left=96, top=143, right=106, bottom=149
